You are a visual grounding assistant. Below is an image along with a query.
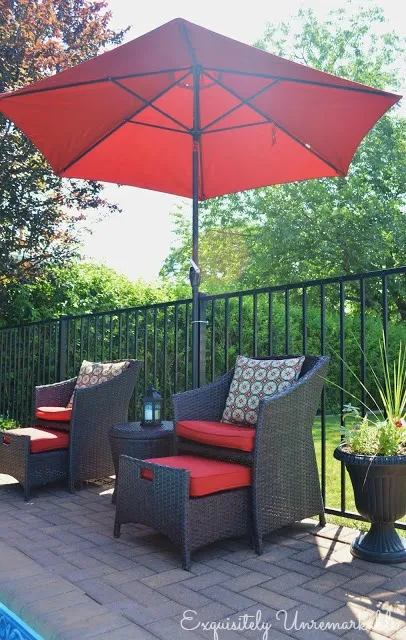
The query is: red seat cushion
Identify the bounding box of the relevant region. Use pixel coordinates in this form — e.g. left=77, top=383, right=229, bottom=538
left=4, top=428, right=69, bottom=453
left=176, top=420, right=255, bottom=452
left=36, top=407, right=72, bottom=422
left=141, top=455, right=252, bottom=497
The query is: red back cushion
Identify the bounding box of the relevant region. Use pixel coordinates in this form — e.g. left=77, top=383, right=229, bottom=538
left=176, top=420, right=255, bottom=452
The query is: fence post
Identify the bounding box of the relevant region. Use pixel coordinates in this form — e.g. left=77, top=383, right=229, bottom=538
left=198, top=293, right=207, bottom=387
left=58, top=315, right=68, bottom=381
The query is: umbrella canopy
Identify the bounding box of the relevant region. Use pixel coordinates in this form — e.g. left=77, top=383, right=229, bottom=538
left=0, top=17, right=401, bottom=199
left=0, top=18, right=401, bottom=387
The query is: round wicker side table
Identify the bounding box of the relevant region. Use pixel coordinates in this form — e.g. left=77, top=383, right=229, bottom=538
left=109, top=421, right=174, bottom=503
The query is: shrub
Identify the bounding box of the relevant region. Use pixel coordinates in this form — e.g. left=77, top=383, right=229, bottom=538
left=0, top=416, right=18, bottom=430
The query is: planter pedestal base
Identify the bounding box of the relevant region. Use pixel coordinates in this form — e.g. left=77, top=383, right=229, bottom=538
left=351, top=523, right=406, bottom=564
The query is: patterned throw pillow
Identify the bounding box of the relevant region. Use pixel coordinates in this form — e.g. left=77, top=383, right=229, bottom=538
left=67, top=360, right=132, bottom=408
left=221, top=355, right=305, bottom=426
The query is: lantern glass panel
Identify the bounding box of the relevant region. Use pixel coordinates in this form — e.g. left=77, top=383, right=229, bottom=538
left=141, top=385, right=162, bottom=426
left=144, top=402, right=153, bottom=421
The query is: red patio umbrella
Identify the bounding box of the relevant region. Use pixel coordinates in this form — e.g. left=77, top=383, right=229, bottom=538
left=0, top=18, right=401, bottom=386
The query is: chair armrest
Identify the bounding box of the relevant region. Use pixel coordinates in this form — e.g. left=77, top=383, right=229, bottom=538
left=35, top=378, right=77, bottom=409
left=250, top=356, right=328, bottom=538
left=115, top=455, right=189, bottom=541
left=254, top=356, right=329, bottom=463
left=173, top=370, right=234, bottom=422
left=67, top=360, right=141, bottom=484
left=0, top=429, right=30, bottom=456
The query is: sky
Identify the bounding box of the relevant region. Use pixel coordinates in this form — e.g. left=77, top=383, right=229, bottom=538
left=81, top=0, right=404, bottom=282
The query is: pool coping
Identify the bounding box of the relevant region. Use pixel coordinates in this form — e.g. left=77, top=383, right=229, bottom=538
left=0, top=541, right=144, bottom=640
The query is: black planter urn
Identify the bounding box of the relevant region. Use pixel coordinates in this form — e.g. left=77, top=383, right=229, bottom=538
left=334, top=445, right=406, bottom=564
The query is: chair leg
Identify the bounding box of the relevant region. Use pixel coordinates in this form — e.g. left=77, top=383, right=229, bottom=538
left=251, top=501, right=262, bottom=555
left=24, top=484, right=30, bottom=502
left=319, top=512, right=326, bottom=527
left=114, top=522, right=121, bottom=538
left=254, top=536, right=263, bottom=556
left=68, top=477, right=75, bottom=494
left=250, top=524, right=263, bottom=555
left=182, top=547, right=191, bottom=571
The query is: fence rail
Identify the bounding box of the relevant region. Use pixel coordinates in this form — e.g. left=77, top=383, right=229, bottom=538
left=1, top=265, right=405, bottom=529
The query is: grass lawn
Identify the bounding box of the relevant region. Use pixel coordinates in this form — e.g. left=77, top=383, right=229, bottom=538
left=313, top=416, right=406, bottom=537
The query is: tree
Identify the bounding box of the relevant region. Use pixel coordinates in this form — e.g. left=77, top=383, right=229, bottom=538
left=0, top=1, right=127, bottom=314
left=3, top=262, right=189, bottom=326
left=161, top=3, right=406, bottom=310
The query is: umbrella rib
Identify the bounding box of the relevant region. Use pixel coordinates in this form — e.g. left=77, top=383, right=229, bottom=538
left=264, top=119, right=345, bottom=176
left=128, top=121, right=189, bottom=134
left=201, top=73, right=278, bottom=131
left=59, top=107, right=149, bottom=174
left=2, top=67, right=397, bottom=102
left=199, top=131, right=205, bottom=200
left=111, top=78, right=191, bottom=132
left=206, top=67, right=399, bottom=98
left=0, top=68, right=192, bottom=98
left=204, top=121, right=271, bottom=134
left=211, top=73, right=345, bottom=176
left=178, top=22, right=198, bottom=66
left=58, top=72, right=192, bottom=175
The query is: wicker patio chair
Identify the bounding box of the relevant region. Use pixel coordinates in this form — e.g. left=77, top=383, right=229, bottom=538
left=0, top=360, right=141, bottom=499
left=173, top=355, right=329, bottom=554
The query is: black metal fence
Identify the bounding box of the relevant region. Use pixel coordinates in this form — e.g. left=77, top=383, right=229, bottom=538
left=1, top=265, right=405, bottom=528
left=0, top=319, right=60, bottom=426
left=0, top=298, right=194, bottom=426
left=202, top=266, right=406, bottom=529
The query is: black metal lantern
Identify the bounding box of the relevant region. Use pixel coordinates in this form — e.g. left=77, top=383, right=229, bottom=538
left=141, top=385, right=163, bottom=426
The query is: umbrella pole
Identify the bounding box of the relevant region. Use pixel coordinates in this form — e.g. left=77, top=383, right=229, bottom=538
left=190, top=65, right=201, bottom=390
left=190, top=176, right=200, bottom=390
left=190, top=137, right=201, bottom=389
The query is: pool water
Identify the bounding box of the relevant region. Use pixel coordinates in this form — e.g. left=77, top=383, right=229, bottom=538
left=0, top=602, right=44, bottom=640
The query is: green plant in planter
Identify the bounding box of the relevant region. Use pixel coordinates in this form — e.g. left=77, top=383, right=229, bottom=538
left=334, top=337, right=406, bottom=456
left=331, top=336, right=406, bottom=564
left=342, top=411, right=406, bottom=457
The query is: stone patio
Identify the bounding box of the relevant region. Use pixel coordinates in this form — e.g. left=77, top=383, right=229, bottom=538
left=0, top=474, right=405, bottom=640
